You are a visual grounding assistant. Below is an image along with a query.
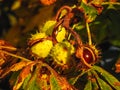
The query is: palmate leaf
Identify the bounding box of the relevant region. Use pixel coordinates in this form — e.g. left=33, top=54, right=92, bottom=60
left=72, top=65, right=120, bottom=90
left=15, top=61, right=75, bottom=90
left=93, top=65, right=120, bottom=89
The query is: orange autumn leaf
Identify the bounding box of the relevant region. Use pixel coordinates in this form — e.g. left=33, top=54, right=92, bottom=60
left=115, top=64, right=120, bottom=73
left=10, top=61, right=34, bottom=71
left=0, top=61, right=34, bottom=78
left=115, top=58, right=120, bottom=73
left=13, top=62, right=35, bottom=90
left=40, top=0, right=56, bottom=5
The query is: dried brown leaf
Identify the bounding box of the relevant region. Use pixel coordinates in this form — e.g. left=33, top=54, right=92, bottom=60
left=0, top=40, right=17, bottom=69
left=0, top=39, right=16, bottom=51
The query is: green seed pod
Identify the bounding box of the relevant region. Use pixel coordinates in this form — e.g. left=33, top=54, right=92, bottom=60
left=50, top=41, right=75, bottom=66
left=56, top=26, right=66, bottom=42
left=31, top=40, right=53, bottom=58
left=41, top=20, right=56, bottom=35
left=29, top=32, right=53, bottom=58
left=30, top=32, right=47, bottom=40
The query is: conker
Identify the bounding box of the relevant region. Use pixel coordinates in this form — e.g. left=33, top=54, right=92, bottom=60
left=83, top=48, right=94, bottom=64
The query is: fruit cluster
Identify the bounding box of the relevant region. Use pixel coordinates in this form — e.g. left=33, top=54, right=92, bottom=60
left=28, top=5, right=100, bottom=70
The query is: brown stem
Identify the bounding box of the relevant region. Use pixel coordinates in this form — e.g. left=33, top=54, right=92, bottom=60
left=52, top=6, right=72, bottom=44
left=0, top=50, right=31, bottom=62
left=52, top=19, right=63, bottom=44
left=64, top=26, right=83, bottom=47
left=55, top=5, right=72, bottom=21
left=0, top=46, right=17, bottom=51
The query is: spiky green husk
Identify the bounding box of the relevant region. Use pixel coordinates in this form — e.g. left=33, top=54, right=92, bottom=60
left=30, top=32, right=47, bottom=40
left=41, top=20, right=56, bottom=35
left=30, top=32, right=53, bottom=58
left=31, top=40, right=53, bottom=58
left=50, top=41, right=75, bottom=66
left=56, top=26, right=66, bottom=42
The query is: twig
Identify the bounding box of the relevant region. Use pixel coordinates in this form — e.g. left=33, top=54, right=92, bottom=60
left=102, top=2, right=120, bottom=5
left=86, top=22, right=92, bottom=45
left=0, top=46, right=17, bottom=51
left=0, top=50, right=31, bottom=62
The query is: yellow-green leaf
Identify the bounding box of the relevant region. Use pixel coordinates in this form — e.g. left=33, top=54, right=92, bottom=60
left=80, top=2, right=98, bottom=23
left=91, top=78, right=99, bottom=90
left=93, top=66, right=120, bottom=90
left=50, top=74, right=62, bottom=90
left=84, top=80, right=92, bottom=90
left=22, top=74, right=32, bottom=89
left=24, top=64, right=42, bottom=90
